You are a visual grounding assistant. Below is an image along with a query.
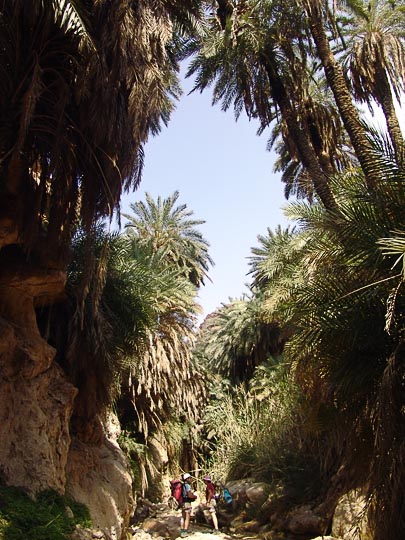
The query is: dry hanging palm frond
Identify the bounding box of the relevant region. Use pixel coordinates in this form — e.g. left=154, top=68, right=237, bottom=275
left=133, top=303, right=204, bottom=430
left=0, top=0, right=202, bottom=259
left=367, top=343, right=405, bottom=540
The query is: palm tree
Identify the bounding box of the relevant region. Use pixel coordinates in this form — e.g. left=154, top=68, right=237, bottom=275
left=0, top=0, right=203, bottom=255
left=274, top=134, right=405, bottom=538
left=196, top=294, right=284, bottom=384
left=188, top=0, right=338, bottom=209
left=124, top=191, right=213, bottom=287
left=39, top=220, right=208, bottom=495
left=0, top=0, right=204, bottom=388
left=120, top=192, right=214, bottom=490
left=340, top=0, right=405, bottom=159
left=300, top=0, right=384, bottom=191
left=248, top=224, right=308, bottom=317
left=47, top=223, right=207, bottom=450
left=46, top=227, right=157, bottom=441
left=121, top=238, right=205, bottom=434
left=268, top=73, right=356, bottom=201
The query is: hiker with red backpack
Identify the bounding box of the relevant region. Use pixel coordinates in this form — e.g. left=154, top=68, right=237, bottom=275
left=170, top=472, right=197, bottom=538
left=181, top=473, right=198, bottom=537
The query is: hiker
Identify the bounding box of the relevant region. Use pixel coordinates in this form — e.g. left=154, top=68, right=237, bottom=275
left=203, top=475, right=219, bottom=532
left=180, top=473, right=196, bottom=538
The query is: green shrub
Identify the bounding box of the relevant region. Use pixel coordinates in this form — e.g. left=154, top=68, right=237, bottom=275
left=204, top=369, right=326, bottom=508
left=0, top=486, right=91, bottom=540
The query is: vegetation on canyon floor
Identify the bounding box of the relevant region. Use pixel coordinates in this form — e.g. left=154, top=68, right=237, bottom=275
left=0, top=486, right=91, bottom=540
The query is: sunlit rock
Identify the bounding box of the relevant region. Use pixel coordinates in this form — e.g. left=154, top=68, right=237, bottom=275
left=331, top=490, right=372, bottom=540
left=66, top=416, right=134, bottom=540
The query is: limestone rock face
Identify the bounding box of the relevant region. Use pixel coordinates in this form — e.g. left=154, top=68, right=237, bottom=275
left=0, top=266, right=66, bottom=378
left=0, top=320, right=77, bottom=495
left=0, top=260, right=76, bottom=495
left=149, top=433, right=169, bottom=471
left=331, top=490, right=372, bottom=540
left=0, top=216, right=18, bottom=248
left=66, top=427, right=134, bottom=540
left=0, top=260, right=135, bottom=539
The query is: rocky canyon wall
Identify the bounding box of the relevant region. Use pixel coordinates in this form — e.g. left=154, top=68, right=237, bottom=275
left=0, top=258, right=134, bottom=539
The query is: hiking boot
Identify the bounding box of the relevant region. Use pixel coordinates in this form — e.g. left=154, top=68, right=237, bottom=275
left=180, top=530, right=188, bottom=538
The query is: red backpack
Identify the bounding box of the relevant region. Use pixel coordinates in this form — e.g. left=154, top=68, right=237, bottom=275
left=170, top=479, right=184, bottom=508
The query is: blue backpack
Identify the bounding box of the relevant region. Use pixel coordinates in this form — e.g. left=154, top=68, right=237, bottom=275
left=222, top=487, right=233, bottom=504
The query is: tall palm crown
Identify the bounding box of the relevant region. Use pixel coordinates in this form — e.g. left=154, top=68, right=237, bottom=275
left=196, top=295, right=283, bottom=384
left=0, top=0, right=202, bottom=255
left=340, top=0, right=405, bottom=156
left=53, top=224, right=207, bottom=442
left=300, top=0, right=386, bottom=192
left=124, top=191, right=213, bottom=286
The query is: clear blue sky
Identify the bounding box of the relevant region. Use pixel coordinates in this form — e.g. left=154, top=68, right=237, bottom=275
left=119, top=66, right=290, bottom=321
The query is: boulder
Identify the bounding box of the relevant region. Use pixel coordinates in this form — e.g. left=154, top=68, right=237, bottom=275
left=142, top=514, right=180, bottom=538
left=245, top=482, right=269, bottom=506
left=70, top=526, right=120, bottom=540
left=331, top=490, right=372, bottom=540
left=224, top=478, right=255, bottom=512
left=286, top=504, right=327, bottom=536
left=310, top=537, right=340, bottom=540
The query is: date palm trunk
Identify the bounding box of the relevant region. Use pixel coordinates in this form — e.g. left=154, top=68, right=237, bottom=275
left=375, top=67, right=405, bottom=161
left=303, top=0, right=380, bottom=192
left=262, top=53, right=337, bottom=211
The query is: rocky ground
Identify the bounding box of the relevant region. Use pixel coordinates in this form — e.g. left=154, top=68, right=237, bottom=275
left=72, top=481, right=367, bottom=540
left=128, top=509, right=338, bottom=540
left=71, top=491, right=347, bottom=540
left=129, top=520, right=235, bottom=540
left=126, top=498, right=323, bottom=540
left=127, top=498, right=264, bottom=540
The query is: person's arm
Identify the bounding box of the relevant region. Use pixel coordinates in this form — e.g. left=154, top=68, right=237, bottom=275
left=185, top=482, right=197, bottom=500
